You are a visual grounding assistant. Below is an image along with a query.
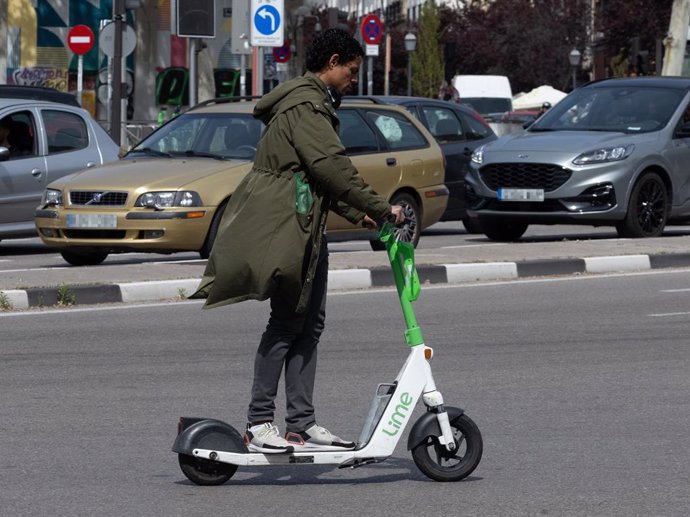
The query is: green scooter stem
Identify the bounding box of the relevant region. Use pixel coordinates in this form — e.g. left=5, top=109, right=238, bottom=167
left=379, top=224, right=424, bottom=346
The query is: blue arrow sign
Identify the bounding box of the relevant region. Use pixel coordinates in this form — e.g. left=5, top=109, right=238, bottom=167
left=254, top=5, right=280, bottom=35
left=251, top=0, right=284, bottom=46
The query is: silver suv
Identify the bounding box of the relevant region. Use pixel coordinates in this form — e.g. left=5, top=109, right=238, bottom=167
left=467, top=77, right=690, bottom=241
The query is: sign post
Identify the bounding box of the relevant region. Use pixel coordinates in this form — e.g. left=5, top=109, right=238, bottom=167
left=360, top=14, right=383, bottom=95
left=251, top=0, right=284, bottom=96
left=100, top=21, right=136, bottom=146
left=67, top=25, right=95, bottom=106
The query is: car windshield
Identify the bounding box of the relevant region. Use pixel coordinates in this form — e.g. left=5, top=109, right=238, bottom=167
left=530, top=85, right=684, bottom=134
left=129, top=113, right=263, bottom=160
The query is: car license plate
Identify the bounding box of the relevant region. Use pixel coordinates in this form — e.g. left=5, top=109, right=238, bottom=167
left=66, top=214, right=117, bottom=228
left=498, top=188, right=545, bottom=202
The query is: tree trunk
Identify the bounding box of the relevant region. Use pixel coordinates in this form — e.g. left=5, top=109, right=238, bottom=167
left=662, top=0, right=690, bottom=75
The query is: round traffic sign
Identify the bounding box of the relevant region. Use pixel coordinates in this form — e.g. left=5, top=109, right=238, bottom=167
left=67, top=25, right=95, bottom=55
left=272, top=41, right=291, bottom=63
left=360, top=14, right=383, bottom=45
left=254, top=5, right=281, bottom=36
left=99, top=22, right=137, bottom=58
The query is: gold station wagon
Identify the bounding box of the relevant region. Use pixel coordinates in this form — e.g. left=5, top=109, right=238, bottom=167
left=35, top=98, right=448, bottom=266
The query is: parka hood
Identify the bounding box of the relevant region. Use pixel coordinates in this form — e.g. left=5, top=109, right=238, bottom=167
left=253, top=73, right=332, bottom=124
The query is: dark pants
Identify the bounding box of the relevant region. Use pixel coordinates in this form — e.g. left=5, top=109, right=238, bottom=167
left=247, top=240, right=328, bottom=434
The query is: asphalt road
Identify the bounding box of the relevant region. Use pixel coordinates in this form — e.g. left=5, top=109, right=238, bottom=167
left=2, top=269, right=690, bottom=516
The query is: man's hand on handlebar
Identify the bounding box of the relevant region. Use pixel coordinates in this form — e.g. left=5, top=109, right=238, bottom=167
left=390, top=205, right=405, bottom=225
left=362, top=215, right=378, bottom=230
left=362, top=205, right=405, bottom=230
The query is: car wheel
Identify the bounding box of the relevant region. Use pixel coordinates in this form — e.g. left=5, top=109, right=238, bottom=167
left=199, top=200, right=228, bottom=259
left=480, top=218, right=528, bottom=242
left=370, top=193, right=421, bottom=251
left=60, top=249, right=109, bottom=266
left=462, top=217, right=483, bottom=234
left=616, top=172, right=667, bottom=238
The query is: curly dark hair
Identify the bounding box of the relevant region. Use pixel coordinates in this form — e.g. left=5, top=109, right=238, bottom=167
left=305, top=28, right=364, bottom=72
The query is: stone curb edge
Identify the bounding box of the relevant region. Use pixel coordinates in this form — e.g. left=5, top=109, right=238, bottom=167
left=3, top=252, right=690, bottom=311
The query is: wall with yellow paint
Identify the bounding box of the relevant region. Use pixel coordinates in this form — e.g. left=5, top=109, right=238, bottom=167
left=8, top=0, right=36, bottom=67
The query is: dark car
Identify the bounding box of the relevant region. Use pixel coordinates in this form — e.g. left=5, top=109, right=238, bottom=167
left=344, top=96, right=497, bottom=232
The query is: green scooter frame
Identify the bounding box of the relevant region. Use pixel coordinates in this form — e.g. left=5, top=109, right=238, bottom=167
left=173, top=224, right=483, bottom=484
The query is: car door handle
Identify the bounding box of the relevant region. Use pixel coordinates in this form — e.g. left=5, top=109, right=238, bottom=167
left=31, top=168, right=42, bottom=177
left=386, top=158, right=397, bottom=166
left=86, top=161, right=96, bottom=168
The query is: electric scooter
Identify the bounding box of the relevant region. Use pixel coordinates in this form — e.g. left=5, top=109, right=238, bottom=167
left=172, top=223, right=483, bottom=484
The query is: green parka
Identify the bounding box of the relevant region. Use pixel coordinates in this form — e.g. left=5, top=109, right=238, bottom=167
left=190, top=73, right=391, bottom=313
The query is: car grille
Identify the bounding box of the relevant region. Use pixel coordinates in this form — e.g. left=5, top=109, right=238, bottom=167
left=479, top=163, right=571, bottom=192
left=69, top=191, right=128, bottom=206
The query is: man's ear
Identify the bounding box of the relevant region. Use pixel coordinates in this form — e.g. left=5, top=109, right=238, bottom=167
left=328, top=53, right=340, bottom=69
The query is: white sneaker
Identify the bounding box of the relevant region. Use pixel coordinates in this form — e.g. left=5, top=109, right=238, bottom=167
left=244, top=423, right=294, bottom=454
left=286, top=424, right=356, bottom=450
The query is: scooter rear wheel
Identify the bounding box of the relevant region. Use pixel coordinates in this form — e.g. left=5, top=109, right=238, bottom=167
left=411, top=413, right=483, bottom=482
left=178, top=453, right=237, bottom=486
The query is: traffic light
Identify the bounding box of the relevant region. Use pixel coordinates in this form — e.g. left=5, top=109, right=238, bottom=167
left=172, top=0, right=216, bottom=38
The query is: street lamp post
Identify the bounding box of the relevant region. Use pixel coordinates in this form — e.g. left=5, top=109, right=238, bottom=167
left=404, top=32, right=417, bottom=96
left=569, top=48, right=581, bottom=91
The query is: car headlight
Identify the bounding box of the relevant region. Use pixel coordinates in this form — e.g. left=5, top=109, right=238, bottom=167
left=42, top=188, right=63, bottom=206
left=471, top=145, right=486, bottom=165
left=135, top=191, right=203, bottom=209
left=572, top=145, right=634, bottom=165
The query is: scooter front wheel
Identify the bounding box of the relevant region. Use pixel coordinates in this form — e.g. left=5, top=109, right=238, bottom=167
left=411, top=413, right=483, bottom=482
left=178, top=453, right=237, bottom=486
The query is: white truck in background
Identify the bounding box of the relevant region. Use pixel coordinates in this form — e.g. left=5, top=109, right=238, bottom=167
left=452, top=75, right=513, bottom=120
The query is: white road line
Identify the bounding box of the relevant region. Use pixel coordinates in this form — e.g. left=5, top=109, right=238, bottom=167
left=661, top=288, right=690, bottom=293
left=0, top=299, right=203, bottom=317
left=648, top=312, right=690, bottom=317
left=440, top=243, right=507, bottom=249
left=0, top=266, right=69, bottom=274
left=148, top=259, right=206, bottom=265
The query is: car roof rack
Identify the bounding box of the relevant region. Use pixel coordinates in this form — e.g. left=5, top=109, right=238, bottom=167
left=0, top=85, right=80, bottom=107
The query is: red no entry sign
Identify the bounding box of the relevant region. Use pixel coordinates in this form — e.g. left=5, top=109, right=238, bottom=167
left=67, top=25, right=95, bottom=55
left=272, top=41, right=291, bottom=63
left=360, top=14, right=383, bottom=45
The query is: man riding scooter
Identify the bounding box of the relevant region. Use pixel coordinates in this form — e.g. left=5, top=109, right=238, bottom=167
left=190, top=28, right=404, bottom=453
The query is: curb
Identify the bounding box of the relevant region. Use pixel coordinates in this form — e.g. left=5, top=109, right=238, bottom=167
left=3, top=252, right=690, bottom=311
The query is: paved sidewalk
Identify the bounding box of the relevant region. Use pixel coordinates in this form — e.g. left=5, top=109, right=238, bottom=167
left=3, top=235, right=690, bottom=310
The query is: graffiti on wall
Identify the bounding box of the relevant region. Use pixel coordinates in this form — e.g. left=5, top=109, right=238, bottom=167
left=9, top=67, right=69, bottom=90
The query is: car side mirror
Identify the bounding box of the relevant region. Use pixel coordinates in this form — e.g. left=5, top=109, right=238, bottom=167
left=0, top=146, right=9, bottom=161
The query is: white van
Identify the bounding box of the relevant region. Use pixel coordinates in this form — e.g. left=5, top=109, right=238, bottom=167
left=452, top=75, right=513, bottom=118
